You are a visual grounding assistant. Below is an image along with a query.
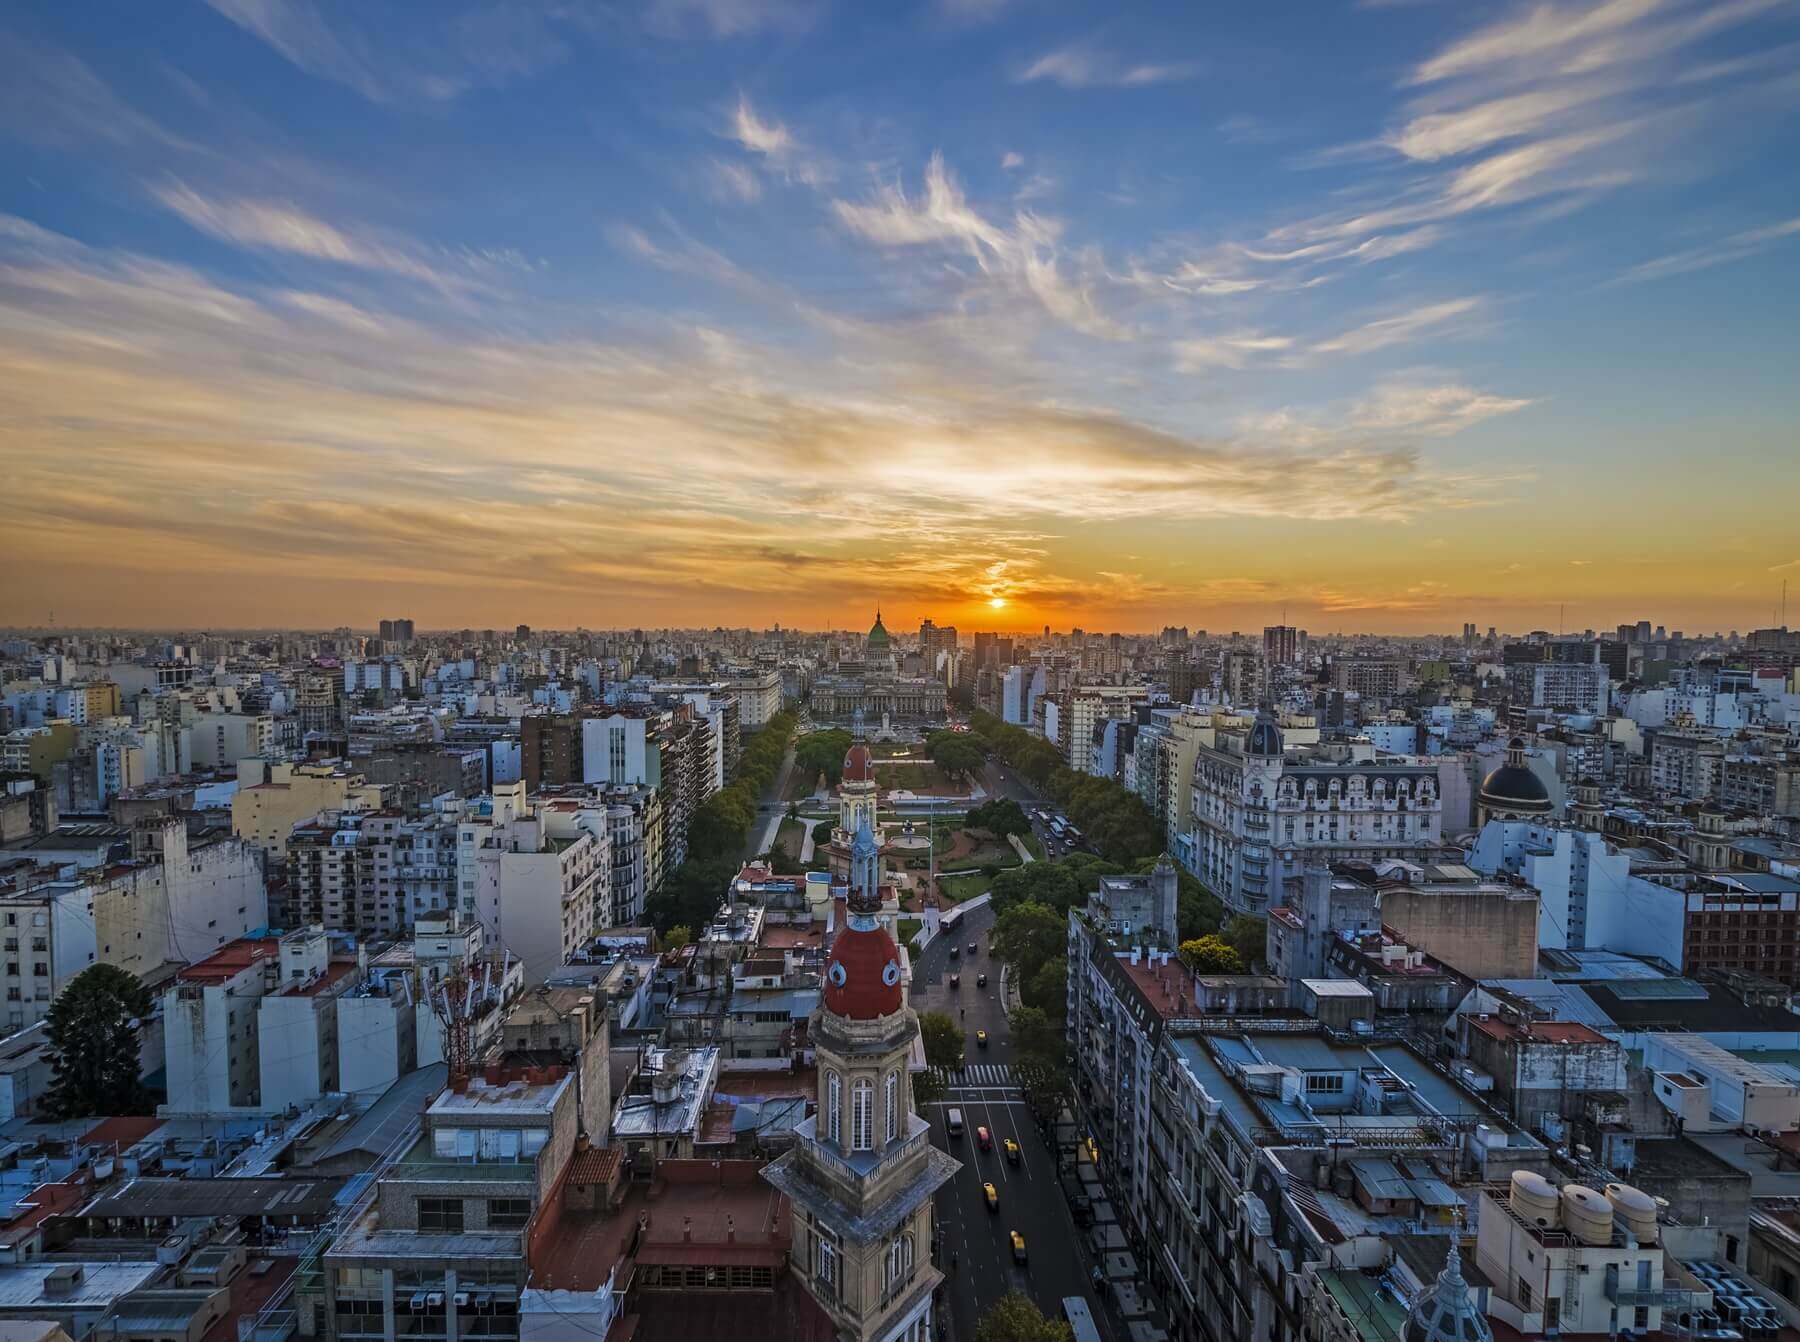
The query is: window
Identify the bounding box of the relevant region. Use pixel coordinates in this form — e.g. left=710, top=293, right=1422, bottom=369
left=487, top=1198, right=530, bottom=1229
left=419, top=1198, right=465, bottom=1233
left=827, top=1071, right=842, bottom=1144
left=852, top=1078, right=873, bottom=1152
left=1304, top=1073, right=1344, bottom=1095
left=815, top=1237, right=838, bottom=1300
left=885, top=1071, right=899, bottom=1144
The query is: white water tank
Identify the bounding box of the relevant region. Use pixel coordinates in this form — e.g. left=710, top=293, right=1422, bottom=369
left=1561, top=1184, right=1615, bottom=1246
left=1605, top=1182, right=1659, bottom=1245
left=1509, top=1170, right=1561, bottom=1228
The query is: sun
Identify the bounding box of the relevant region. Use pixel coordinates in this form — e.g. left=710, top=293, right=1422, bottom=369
left=987, top=596, right=1007, bottom=609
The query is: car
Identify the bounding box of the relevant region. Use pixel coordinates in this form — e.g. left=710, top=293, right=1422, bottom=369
left=1010, top=1230, right=1028, bottom=1265
left=1004, top=1138, right=1020, bottom=1164
left=946, top=1108, right=965, bottom=1137
left=976, top=972, right=988, bottom=988
left=948, top=943, right=959, bottom=959
left=976, top=1029, right=989, bottom=1048
left=968, top=942, right=978, bottom=954
left=977, top=1126, right=992, bottom=1151
left=983, top=1182, right=999, bottom=1211
left=949, top=973, right=960, bottom=988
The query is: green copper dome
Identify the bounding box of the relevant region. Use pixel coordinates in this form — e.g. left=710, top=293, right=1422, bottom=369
left=866, top=610, right=892, bottom=648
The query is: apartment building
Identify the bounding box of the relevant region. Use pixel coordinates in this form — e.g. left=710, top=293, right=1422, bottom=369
left=162, top=937, right=281, bottom=1113
left=1184, top=711, right=1445, bottom=913
left=231, top=758, right=384, bottom=865
left=188, top=712, right=276, bottom=770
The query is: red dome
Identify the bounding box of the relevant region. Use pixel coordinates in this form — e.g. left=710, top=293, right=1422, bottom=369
left=842, top=743, right=874, bottom=784
left=822, top=924, right=904, bottom=1020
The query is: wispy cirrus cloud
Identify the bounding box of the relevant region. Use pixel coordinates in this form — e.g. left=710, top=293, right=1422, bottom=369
left=1016, top=42, right=1199, bottom=89
left=725, top=95, right=829, bottom=185
left=1616, top=216, right=1800, bottom=284
left=832, top=152, right=1128, bottom=340
left=1173, top=332, right=1294, bottom=372
left=1314, top=297, right=1483, bottom=356
left=150, top=180, right=472, bottom=290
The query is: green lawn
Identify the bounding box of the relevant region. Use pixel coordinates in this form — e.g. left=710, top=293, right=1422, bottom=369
left=873, top=763, right=970, bottom=796
left=936, top=872, right=989, bottom=904
left=1019, top=829, right=1046, bottom=860
left=897, top=917, right=923, bottom=946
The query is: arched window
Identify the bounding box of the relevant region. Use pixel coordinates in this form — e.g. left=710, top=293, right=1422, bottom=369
left=885, top=1070, right=900, bottom=1143
left=827, top=1071, right=842, bottom=1144
left=852, top=1078, right=873, bottom=1151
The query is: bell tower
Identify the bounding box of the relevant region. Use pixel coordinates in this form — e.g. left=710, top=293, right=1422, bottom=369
left=762, top=818, right=958, bottom=1342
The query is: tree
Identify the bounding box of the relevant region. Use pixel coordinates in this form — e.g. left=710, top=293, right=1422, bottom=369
left=1223, top=913, right=1268, bottom=970
left=44, top=964, right=153, bottom=1118
left=1179, top=935, right=1245, bottom=975
left=913, top=1069, right=944, bottom=1108
left=974, top=1292, right=1073, bottom=1342
left=1014, top=1054, right=1074, bottom=1126
left=928, top=732, right=985, bottom=778
left=645, top=856, right=736, bottom=934
left=793, top=730, right=853, bottom=785
left=663, top=924, right=693, bottom=950
left=991, top=902, right=1067, bottom=984
left=966, top=798, right=1030, bottom=839
left=918, top=1010, right=966, bottom=1072
left=1009, top=1004, right=1063, bottom=1062
left=989, top=862, right=1080, bottom=916
left=1025, top=957, right=1068, bottom=1016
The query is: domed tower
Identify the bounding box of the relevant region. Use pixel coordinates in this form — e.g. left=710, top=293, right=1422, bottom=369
left=865, top=609, right=896, bottom=675
left=763, top=816, right=958, bottom=1342
left=839, top=706, right=879, bottom=840
left=1478, top=737, right=1554, bottom=827
left=1570, top=776, right=1603, bottom=831
left=1404, top=1245, right=1491, bottom=1342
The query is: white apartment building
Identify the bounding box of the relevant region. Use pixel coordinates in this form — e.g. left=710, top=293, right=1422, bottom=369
left=257, top=926, right=356, bottom=1113
left=1064, top=685, right=1153, bottom=775
left=1184, top=711, right=1445, bottom=913
left=726, top=668, right=783, bottom=728
left=457, top=783, right=608, bottom=984
left=0, top=882, right=96, bottom=1033
left=581, top=713, right=653, bottom=788
left=163, top=936, right=281, bottom=1113
left=188, top=712, right=276, bottom=770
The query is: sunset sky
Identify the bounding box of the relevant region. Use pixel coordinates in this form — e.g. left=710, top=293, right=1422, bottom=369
left=2, top=0, right=1797, bottom=635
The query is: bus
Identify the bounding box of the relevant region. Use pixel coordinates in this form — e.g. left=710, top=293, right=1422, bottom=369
left=1049, top=817, right=1067, bottom=837
left=1060, top=1297, right=1102, bottom=1342
left=1065, top=825, right=1083, bottom=846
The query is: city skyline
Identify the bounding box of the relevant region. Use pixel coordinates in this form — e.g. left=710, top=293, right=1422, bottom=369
left=3, top=0, right=1798, bottom=633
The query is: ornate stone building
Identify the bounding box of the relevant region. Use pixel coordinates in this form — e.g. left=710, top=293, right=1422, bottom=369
left=1476, top=737, right=1554, bottom=827
left=1183, top=706, right=1444, bottom=913
left=809, top=613, right=947, bottom=726
left=762, top=817, right=957, bottom=1342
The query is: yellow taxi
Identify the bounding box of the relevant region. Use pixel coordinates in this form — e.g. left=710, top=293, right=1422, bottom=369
left=976, top=1029, right=989, bottom=1048
left=1003, top=1138, right=1021, bottom=1165
left=1010, top=1230, right=1028, bottom=1264
left=1086, top=1136, right=1099, bottom=1164
left=983, top=1181, right=999, bottom=1211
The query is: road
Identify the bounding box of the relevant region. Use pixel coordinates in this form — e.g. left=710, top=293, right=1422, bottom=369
left=911, top=902, right=1113, bottom=1342
left=743, top=741, right=798, bottom=862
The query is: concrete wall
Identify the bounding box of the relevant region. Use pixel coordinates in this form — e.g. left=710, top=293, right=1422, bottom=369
left=1381, top=887, right=1538, bottom=979
left=339, top=992, right=416, bottom=1098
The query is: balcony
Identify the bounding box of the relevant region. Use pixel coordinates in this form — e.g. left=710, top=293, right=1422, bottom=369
left=1604, top=1282, right=1711, bottom=1312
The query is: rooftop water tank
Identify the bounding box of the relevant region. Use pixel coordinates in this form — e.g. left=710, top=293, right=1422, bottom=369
left=1510, top=1170, right=1561, bottom=1228
left=1605, top=1182, right=1659, bottom=1245
left=1561, top=1184, right=1615, bottom=1246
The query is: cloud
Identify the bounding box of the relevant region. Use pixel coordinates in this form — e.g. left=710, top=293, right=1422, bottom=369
left=644, top=0, right=822, bottom=38
left=832, top=152, right=1128, bottom=339
left=1346, top=381, right=1533, bottom=434
left=0, top=30, right=196, bottom=150
left=1314, top=297, right=1483, bottom=356
left=150, top=180, right=466, bottom=289
left=707, top=158, right=763, bottom=202
left=1616, top=216, right=1800, bottom=283
left=201, top=0, right=568, bottom=102
left=725, top=95, right=827, bottom=185
left=1001, top=152, right=1024, bottom=171
left=1173, top=332, right=1294, bottom=372
left=1016, top=43, right=1200, bottom=90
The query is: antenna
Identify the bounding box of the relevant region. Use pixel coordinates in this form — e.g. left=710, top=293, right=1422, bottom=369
left=432, top=970, right=475, bottom=1087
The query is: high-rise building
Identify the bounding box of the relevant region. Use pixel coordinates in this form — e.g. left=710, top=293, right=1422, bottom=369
left=1263, top=624, right=1299, bottom=666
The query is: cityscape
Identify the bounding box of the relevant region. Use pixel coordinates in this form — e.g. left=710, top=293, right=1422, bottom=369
left=3, top=5, right=1800, bottom=1342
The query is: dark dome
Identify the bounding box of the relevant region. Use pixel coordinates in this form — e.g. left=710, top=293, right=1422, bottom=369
left=1247, top=712, right=1283, bottom=757
left=1480, top=762, right=1551, bottom=806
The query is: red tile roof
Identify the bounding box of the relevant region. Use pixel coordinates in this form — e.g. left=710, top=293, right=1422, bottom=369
left=1468, top=1016, right=1609, bottom=1046
left=81, top=1116, right=165, bottom=1151
left=179, top=938, right=280, bottom=985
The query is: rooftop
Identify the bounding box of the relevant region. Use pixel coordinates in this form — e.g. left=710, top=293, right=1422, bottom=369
left=78, top=1176, right=346, bottom=1221
left=1466, top=1017, right=1610, bottom=1047
left=530, top=1159, right=787, bottom=1293
left=431, top=1065, right=572, bottom=1118
left=177, top=938, right=280, bottom=986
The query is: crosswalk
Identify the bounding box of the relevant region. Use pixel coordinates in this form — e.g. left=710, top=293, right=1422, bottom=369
left=944, top=1063, right=1014, bottom=1087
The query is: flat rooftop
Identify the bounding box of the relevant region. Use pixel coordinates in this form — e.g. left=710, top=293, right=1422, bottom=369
left=178, top=938, right=280, bottom=985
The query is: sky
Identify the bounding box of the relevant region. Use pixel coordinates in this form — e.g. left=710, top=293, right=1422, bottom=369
left=1, top=1, right=1797, bottom=637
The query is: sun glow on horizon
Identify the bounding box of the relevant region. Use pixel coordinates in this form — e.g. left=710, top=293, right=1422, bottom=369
left=988, top=596, right=1007, bottom=608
